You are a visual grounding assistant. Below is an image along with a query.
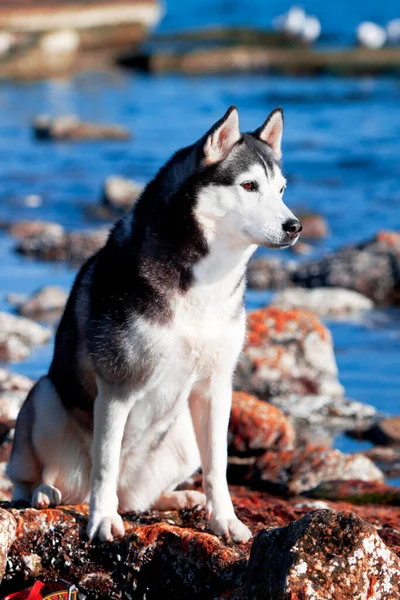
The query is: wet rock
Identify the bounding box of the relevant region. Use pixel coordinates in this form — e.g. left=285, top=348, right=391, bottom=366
left=6, top=221, right=64, bottom=240
left=351, top=416, right=400, bottom=446
left=246, top=258, right=293, bottom=290
left=272, top=287, right=374, bottom=317
left=0, top=369, right=33, bottom=421
left=235, top=307, right=343, bottom=400
left=228, top=392, right=296, bottom=457
left=32, top=115, right=131, bottom=141
left=17, top=286, right=67, bottom=322
left=291, top=230, right=400, bottom=305
left=102, top=176, right=143, bottom=212
left=253, top=446, right=384, bottom=495
left=363, top=447, right=400, bottom=478
left=298, top=213, right=329, bottom=239
left=16, top=228, right=108, bottom=266
left=0, top=313, right=51, bottom=363
left=235, top=509, right=400, bottom=600
left=307, top=479, right=400, bottom=505
left=272, top=393, right=378, bottom=445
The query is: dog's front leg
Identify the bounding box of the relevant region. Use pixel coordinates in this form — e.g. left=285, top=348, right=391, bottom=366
left=87, top=378, right=134, bottom=542
left=190, top=377, right=252, bottom=544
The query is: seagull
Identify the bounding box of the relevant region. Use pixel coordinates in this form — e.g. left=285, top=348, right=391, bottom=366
left=301, top=15, right=321, bottom=44
left=356, top=21, right=387, bottom=49
left=386, top=19, right=400, bottom=45
left=273, top=6, right=306, bottom=37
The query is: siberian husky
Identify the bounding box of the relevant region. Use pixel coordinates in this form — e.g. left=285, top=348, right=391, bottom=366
left=8, top=106, right=301, bottom=543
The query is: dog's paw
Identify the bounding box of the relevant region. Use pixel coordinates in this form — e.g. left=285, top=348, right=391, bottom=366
left=32, top=484, right=62, bottom=509
left=87, top=512, right=125, bottom=542
left=210, top=515, right=252, bottom=544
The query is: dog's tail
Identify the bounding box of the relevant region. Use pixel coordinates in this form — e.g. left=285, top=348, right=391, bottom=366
left=7, top=380, right=43, bottom=502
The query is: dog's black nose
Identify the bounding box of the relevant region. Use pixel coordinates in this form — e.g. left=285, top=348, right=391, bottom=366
left=282, top=218, right=302, bottom=239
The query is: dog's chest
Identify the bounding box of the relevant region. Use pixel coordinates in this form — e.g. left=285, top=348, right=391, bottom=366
left=170, top=287, right=242, bottom=373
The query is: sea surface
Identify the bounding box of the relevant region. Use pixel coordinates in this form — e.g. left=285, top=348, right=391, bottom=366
left=1, top=0, right=400, bottom=460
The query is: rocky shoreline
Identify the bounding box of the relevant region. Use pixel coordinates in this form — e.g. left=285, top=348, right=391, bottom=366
left=0, top=288, right=399, bottom=596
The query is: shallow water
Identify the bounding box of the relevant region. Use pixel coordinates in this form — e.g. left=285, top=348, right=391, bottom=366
left=1, top=62, right=400, bottom=459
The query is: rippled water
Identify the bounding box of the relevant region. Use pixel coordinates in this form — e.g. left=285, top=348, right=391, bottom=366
left=1, top=57, right=400, bottom=456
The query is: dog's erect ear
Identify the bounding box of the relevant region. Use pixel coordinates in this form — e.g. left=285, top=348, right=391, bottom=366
left=255, top=107, right=284, bottom=161
left=203, top=106, right=241, bottom=165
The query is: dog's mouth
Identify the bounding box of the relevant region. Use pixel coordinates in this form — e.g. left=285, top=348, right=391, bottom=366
left=259, top=234, right=300, bottom=250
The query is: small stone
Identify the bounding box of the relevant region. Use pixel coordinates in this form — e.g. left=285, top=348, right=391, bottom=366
left=102, top=176, right=143, bottom=213
left=0, top=369, right=33, bottom=421
left=246, top=258, right=292, bottom=290
left=15, top=227, right=108, bottom=266
left=33, top=115, right=131, bottom=141
left=8, top=220, right=64, bottom=240
left=359, top=417, right=400, bottom=446
left=18, top=286, right=67, bottom=321
left=0, top=313, right=51, bottom=363
left=272, top=287, right=374, bottom=317
left=298, top=213, right=329, bottom=239
left=363, top=446, right=400, bottom=478
left=253, top=445, right=385, bottom=495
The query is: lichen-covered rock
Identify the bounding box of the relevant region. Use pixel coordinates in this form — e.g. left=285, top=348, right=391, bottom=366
left=235, top=307, right=343, bottom=400
left=272, top=287, right=374, bottom=317
left=32, top=115, right=131, bottom=141
left=0, top=369, right=33, bottom=420
left=15, top=228, right=108, bottom=265
left=16, top=286, right=67, bottom=322
left=235, top=509, right=400, bottom=600
left=1, top=487, right=400, bottom=599
left=253, top=446, right=385, bottom=495
left=0, top=313, right=51, bottom=363
left=228, top=392, right=295, bottom=456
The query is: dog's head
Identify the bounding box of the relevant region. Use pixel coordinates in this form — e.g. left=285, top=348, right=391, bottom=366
left=191, top=106, right=301, bottom=249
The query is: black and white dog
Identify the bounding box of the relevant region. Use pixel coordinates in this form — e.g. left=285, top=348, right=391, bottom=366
left=8, top=106, right=301, bottom=543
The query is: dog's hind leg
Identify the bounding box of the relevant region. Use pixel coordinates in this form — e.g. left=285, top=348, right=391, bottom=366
left=7, top=382, right=43, bottom=503
left=118, top=405, right=204, bottom=513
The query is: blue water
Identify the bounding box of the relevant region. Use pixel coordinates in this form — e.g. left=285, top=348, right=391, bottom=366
left=1, top=1, right=400, bottom=460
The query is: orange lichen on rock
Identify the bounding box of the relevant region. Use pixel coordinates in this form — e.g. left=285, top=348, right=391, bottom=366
left=229, top=392, right=295, bottom=455
left=376, top=230, right=400, bottom=248
left=245, top=307, right=329, bottom=348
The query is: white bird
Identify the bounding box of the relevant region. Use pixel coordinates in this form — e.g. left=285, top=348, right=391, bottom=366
left=386, top=19, right=400, bottom=45
left=301, top=15, right=321, bottom=44
left=273, top=6, right=306, bottom=37
left=0, top=32, right=13, bottom=56
left=356, top=21, right=387, bottom=49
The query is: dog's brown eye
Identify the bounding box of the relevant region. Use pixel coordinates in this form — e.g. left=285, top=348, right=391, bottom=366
left=280, top=186, right=285, bottom=194
left=241, top=181, right=257, bottom=192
